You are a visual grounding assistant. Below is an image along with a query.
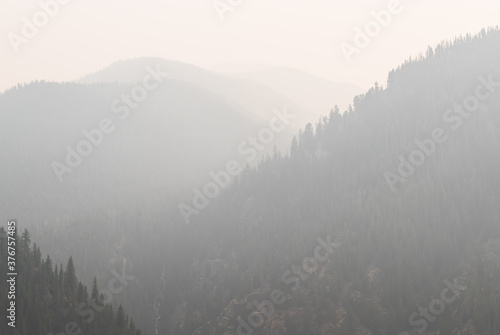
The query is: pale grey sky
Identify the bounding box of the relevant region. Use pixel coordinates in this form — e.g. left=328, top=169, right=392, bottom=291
left=1, top=0, right=499, bottom=93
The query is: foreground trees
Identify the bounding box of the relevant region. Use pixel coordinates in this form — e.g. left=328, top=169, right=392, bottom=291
left=0, top=227, right=143, bottom=335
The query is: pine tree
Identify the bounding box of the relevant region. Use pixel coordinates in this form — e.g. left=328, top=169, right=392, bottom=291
left=21, top=228, right=31, bottom=251
left=58, top=264, right=64, bottom=287
left=117, top=305, right=126, bottom=329
left=65, top=256, right=77, bottom=295
left=91, top=277, right=99, bottom=299
left=0, top=229, right=145, bottom=335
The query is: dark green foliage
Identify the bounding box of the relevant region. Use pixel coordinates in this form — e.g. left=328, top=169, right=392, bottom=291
left=64, top=257, right=77, bottom=297
left=0, top=228, right=143, bottom=335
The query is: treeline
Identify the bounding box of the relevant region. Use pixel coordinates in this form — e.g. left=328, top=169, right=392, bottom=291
left=0, top=227, right=143, bottom=335
left=2, top=27, right=500, bottom=335
left=148, top=27, right=500, bottom=335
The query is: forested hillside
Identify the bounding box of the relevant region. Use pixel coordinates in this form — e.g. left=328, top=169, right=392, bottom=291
left=3, top=27, right=500, bottom=335
left=145, top=27, right=500, bottom=335
left=0, top=227, right=143, bottom=335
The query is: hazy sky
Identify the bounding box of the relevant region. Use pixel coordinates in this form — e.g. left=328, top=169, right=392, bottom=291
left=1, top=0, right=499, bottom=93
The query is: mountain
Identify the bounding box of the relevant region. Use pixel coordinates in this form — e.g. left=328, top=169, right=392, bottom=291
left=143, top=27, right=500, bottom=335
left=0, top=59, right=305, bottom=335
left=235, top=66, right=364, bottom=124
left=0, top=75, right=290, bottom=334
left=4, top=28, right=500, bottom=335
left=1, top=60, right=301, bottom=221
left=79, top=59, right=364, bottom=132
left=0, top=227, right=143, bottom=335
left=78, top=58, right=306, bottom=130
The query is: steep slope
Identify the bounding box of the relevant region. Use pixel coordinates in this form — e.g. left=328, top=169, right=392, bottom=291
left=6, top=28, right=500, bottom=335
left=0, top=227, right=143, bottom=335
left=0, top=77, right=286, bottom=334
left=0, top=75, right=291, bottom=221
left=147, top=27, right=500, bottom=335
left=0, top=59, right=309, bottom=335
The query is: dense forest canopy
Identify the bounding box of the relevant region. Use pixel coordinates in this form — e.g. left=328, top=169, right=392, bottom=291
left=0, top=227, right=144, bottom=335
left=1, top=27, right=500, bottom=335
